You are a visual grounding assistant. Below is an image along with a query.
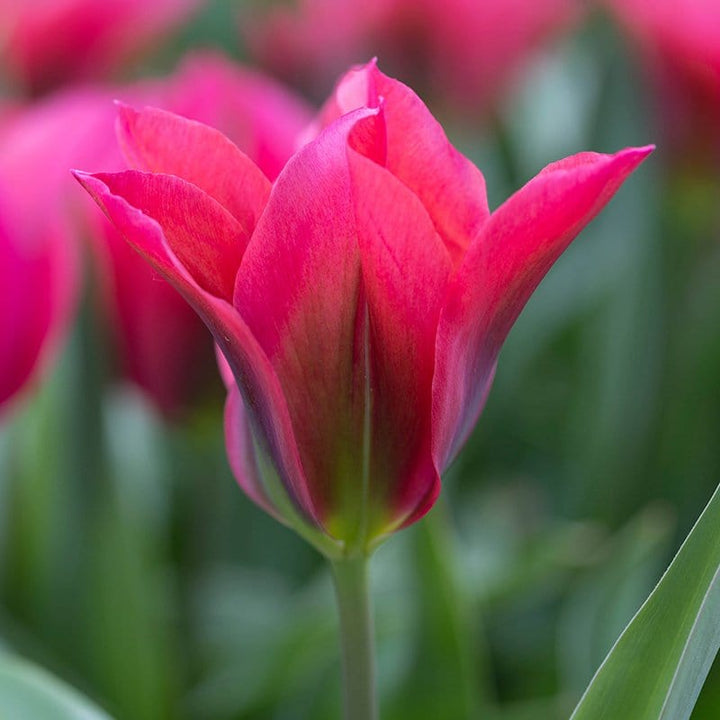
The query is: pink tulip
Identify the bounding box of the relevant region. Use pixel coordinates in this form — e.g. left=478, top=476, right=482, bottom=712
left=0, top=0, right=200, bottom=93
left=606, top=0, right=720, bottom=159
left=0, top=54, right=313, bottom=417
left=243, top=0, right=578, bottom=112
left=0, top=180, right=77, bottom=413
left=75, top=62, right=652, bottom=554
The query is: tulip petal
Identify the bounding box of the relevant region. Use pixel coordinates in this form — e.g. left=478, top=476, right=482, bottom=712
left=73, top=170, right=319, bottom=525
left=224, top=385, right=286, bottom=522
left=433, top=145, right=654, bottom=470
left=372, top=67, right=490, bottom=264
left=319, top=62, right=490, bottom=266
left=79, top=170, right=246, bottom=302
left=0, top=206, right=77, bottom=411
left=215, top=343, right=235, bottom=390
left=116, top=103, right=272, bottom=231
left=234, top=108, right=378, bottom=533
left=347, top=147, right=451, bottom=531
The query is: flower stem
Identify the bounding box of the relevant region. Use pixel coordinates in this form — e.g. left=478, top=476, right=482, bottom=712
left=330, top=554, right=377, bottom=720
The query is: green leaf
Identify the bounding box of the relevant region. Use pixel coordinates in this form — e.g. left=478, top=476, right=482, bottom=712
left=570, top=483, right=720, bottom=720
left=0, top=653, right=111, bottom=719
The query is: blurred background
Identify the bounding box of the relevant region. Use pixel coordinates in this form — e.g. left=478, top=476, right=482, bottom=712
left=0, top=0, right=719, bottom=718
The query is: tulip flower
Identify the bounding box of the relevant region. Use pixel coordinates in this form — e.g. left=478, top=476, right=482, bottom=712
left=243, top=0, right=579, bottom=112
left=606, top=0, right=720, bottom=160
left=0, top=0, right=201, bottom=94
left=74, top=61, right=651, bottom=719
left=0, top=181, right=77, bottom=413
left=0, top=53, right=312, bottom=417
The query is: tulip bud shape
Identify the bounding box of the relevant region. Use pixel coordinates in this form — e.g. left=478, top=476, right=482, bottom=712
left=75, top=62, right=652, bottom=557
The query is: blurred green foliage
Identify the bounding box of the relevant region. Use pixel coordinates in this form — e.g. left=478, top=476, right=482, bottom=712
left=1, top=2, right=719, bottom=719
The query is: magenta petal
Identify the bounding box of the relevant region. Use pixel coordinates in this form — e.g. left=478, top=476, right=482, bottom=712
left=116, top=103, right=271, bottom=231
left=0, top=197, right=77, bottom=411
left=234, top=108, right=378, bottom=530
left=224, top=385, right=286, bottom=522
left=318, top=62, right=490, bottom=266
left=348, top=147, right=451, bottom=530
left=73, top=170, right=319, bottom=525
left=372, top=67, right=490, bottom=265
left=215, top=343, right=235, bottom=390
left=433, top=145, right=654, bottom=470
left=79, top=170, right=246, bottom=302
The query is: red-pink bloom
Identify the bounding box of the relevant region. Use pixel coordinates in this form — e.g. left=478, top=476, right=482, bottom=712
left=244, top=0, right=578, bottom=111
left=0, top=54, right=312, bottom=417
left=75, top=62, right=652, bottom=554
left=0, top=179, right=77, bottom=413
left=606, top=0, right=720, bottom=160
left=0, top=0, right=200, bottom=93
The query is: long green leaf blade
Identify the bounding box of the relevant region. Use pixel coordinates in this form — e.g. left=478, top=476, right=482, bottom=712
left=570, top=483, right=720, bottom=720
left=0, top=654, right=111, bottom=720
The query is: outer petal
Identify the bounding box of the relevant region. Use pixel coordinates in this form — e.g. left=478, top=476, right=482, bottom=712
left=82, top=170, right=246, bottom=303
left=347, top=147, right=452, bottom=533
left=432, top=146, right=654, bottom=471
left=224, top=385, right=286, bottom=522
left=73, top=170, right=319, bottom=525
left=314, top=61, right=489, bottom=265
left=234, top=108, right=377, bottom=537
left=116, top=104, right=272, bottom=230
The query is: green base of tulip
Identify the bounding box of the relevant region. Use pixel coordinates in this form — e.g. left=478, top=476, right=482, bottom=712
left=330, top=555, right=378, bottom=720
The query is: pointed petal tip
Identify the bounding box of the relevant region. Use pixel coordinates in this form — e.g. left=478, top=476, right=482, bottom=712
left=71, top=170, right=112, bottom=197
left=350, top=57, right=379, bottom=74
left=624, top=143, right=655, bottom=161
left=607, top=144, right=655, bottom=173
left=608, top=143, right=655, bottom=177
left=70, top=168, right=98, bottom=188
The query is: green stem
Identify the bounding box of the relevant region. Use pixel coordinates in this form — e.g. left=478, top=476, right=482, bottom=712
left=330, top=555, right=377, bottom=720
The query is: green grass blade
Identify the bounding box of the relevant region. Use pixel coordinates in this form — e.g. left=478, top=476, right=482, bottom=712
left=570, top=483, right=720, bottom=720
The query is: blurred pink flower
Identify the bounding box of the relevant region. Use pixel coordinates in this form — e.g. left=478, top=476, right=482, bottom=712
left=75, top=62, right=651, bottom=553
left=0, top=180, right=77, bottom=413
left=243, top=0, right=579, bottom=112
left=607, top=0, right=720, bottom=160
left=0, top=0, right=201, bottom=93
left=0, top=53, right=313, bottom=417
